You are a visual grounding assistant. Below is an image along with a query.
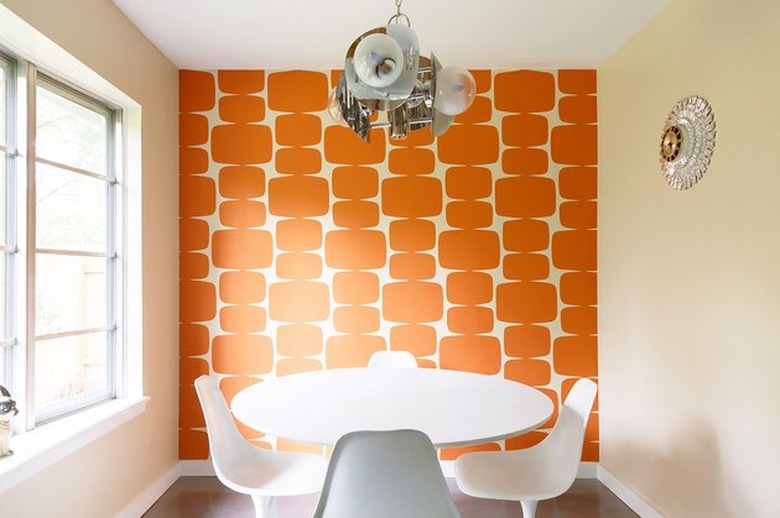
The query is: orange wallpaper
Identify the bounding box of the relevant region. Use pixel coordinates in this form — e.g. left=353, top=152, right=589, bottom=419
left=179, top=69, right=599, bottom=461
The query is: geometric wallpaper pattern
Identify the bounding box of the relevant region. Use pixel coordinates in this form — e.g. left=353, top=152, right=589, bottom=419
left=179, top=68, right=598, bottom=461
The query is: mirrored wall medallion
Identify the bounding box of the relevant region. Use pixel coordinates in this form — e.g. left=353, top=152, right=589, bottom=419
left=659, top=95, right=716, bottom=190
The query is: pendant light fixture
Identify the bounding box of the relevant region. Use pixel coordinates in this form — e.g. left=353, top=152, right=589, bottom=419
left=329, top=0, right=476, bottom=141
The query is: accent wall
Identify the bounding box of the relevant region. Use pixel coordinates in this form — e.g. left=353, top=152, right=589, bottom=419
left=179, top=69, right=598, bottom=460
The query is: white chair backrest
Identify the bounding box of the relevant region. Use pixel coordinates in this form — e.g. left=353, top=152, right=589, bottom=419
left=541, top=378, right=597, bottom=489
left=313, top=429, right=460, bottom=518
left=368, top=350, right=417, bottom=368
left=194, top=375, right=264, bottom=484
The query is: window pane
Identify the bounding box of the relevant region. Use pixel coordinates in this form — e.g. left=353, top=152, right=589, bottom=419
left=36, top=254, right=107, bottom=335
left=34, top=331, right=109, bottom=410
left=36, top=84, right=107, bottom=174
left=37, top=162, right=107, bottom=251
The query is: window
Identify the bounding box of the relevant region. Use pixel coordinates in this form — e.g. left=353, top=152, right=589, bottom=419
left=1, top=50, right=123, bottom=429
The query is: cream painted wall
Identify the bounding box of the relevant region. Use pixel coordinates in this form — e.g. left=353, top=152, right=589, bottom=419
left=0, top=0, right=179, bottom=516
left=599, top=0, right=780, bottom=516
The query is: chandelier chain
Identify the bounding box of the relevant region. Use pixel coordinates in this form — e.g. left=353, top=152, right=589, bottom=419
left=388, top=0, right=410, bottom=26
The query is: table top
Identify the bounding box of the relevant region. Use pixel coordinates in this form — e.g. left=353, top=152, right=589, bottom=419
left=231, top=367, right=554, bottom=448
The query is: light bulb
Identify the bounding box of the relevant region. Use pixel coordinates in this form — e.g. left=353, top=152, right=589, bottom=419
left=352, top=33, right=404, bottom=88
left=434, top=66, right=476, bottom=116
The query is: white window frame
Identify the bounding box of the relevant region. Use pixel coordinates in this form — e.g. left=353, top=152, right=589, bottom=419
left=0, top=5, right=146, bottom=492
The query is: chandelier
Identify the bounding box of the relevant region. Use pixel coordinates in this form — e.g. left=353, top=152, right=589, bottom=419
left=329, top=0, right=477, bottom=141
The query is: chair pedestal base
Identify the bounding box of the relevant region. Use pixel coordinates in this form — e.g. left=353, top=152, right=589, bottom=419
left=251, top=494, right=270, bottom=518
left=521, top=499, right=538, bottom=518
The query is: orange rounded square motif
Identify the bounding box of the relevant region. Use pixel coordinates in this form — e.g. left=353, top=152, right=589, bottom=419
left=219, top=200, right=266, bottom=228
left=179, top=429, right=209, bottom=460
left=212, top=334, right=273, bottom=375
left=277, top=324, right=323, bottom=357
left=389, top=219, right=436, bottom=252
left=275, top=147, right=322, bottom=175
left=268, top=176, right=329, bottom=217
left=553, top=336, right=598, bottom=377
left=505, top=430, right=547, bottom=451
left=219, top=376, right=262, bottom=406
left=276, top=252, right=322, bottom=280
left=180, top=70, right=215, bottom=112
left=439, top=335, right=501, bottom=375
left=455, top=96, right=492, bottom=124
left=180, top=385, right=205, bottom=428
left=268, top=281, right=330, bottom=323
left=267, top=70, right=328, bottom=112
left=333, top=200, right=379, bottom=229
left=324, top=126, right=386, bottom=165
left=438, top=230, right=500, bottom=271
left=551, top=124, right=597, bottom=166
left=180, top=113, right=209, bottom=146
left=560, top=272, right=597, bottom=306
left=180, top=358, right=209, bottom=387
left=219, top=271, right=266, bottom=304
left=276, top=359, right=323, bottom=377
left=332, top=167, right=379, bottom=200
left=220, top=305, right=266, bottom=334
left=218, top=70, right=265, bottom=95
left=180, top=175, right=216, bottom=217
left=504, top=325, right=551, bottom=358
left=561, top=306, right=598, bottom=335
left=276, top=218, right=322, bottom=252
left=496, top=281, right=557, bottom=324
left=389, top=253, right=436, bottom=280
left=439, top=442, right=501, bottom=461
left=325, top=335, right=386, bottom=368
left=495, top=176, right=556, bottom=218
left=446, top=272, right=493, bottom=305
left=275, top=113, right=322, bottom=146
left=559, top=95, right=597, bottom=124
left=389, top=325, right=437, bottom=357
left=325, top=229, right=387, bottom=270
left=503, top=253, right=549, bottom=281
left=387, top=126, right=434, bottom=147
left=382, top=281, right=443, bottom=323
left=501, top=148, right=549, bottom=175
left=445, top=167, right=492, bottom=200
left=219, top=166, right=265, bottom=199
left=219, top=95, right=265, bottom=123
left=180, top=323, right=210, bottom=356
left=388, top=148, right=435, bottom=175
left=552, top=230, right=597, bottom=271
left=437, top=125, right=499, bottom=165
left=180, top=252, right=209, bottom=281
left=334, top=306, right=380, bottom=334
left=504, top=358, right=551, bottom=386
left=180, top=218, right=210, bottom=252
left=446, top=201, right=493, bottom=229
left=333, top=271, right=379, bottom=304
left=211, top=124, right=272, bottom=165
left=212, top=229, right=273, bottom=269
left=447, top=306, right=494, bottom=335
left=180, top=281, right=216, bottom=323
left=560, top=201, right=597, bottom=230
left=558, top=69, right=597, bottom=95
left=180, top=147, right=208, bottom=175
left=494, top=70, right=555, bottom=113
left=470, top=69, right=492, bottom=94
left=382, top=176, right=442, bottom=218
left=502, top=114, right=549, bottom=147
left=559, top=167, right=597, bottom=200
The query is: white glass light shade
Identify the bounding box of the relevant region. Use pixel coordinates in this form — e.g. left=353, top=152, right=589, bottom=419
left=434, top=66, right=476, bottom=116
left=353, top=33, right=404, bottom=88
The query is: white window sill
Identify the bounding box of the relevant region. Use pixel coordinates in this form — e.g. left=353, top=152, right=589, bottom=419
left=0, top=396, right=149, bottom=493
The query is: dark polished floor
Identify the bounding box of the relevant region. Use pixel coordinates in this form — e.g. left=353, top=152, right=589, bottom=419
left=143, top=476, right=638, bottom=518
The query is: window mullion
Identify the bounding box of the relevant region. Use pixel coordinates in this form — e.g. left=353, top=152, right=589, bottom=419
left=22, top=62, right=36, bottom=431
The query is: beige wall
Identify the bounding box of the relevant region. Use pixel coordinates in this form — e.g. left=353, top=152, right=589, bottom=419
left=599, top=0, right=780, bottom=516
left=0, top=0, right=179, bottom=516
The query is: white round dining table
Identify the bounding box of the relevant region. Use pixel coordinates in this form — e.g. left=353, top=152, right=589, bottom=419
left=231, top=367, right=553, bottom=448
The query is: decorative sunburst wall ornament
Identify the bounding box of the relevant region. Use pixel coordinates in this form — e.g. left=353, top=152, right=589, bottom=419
left=659, top=95, right=716, bottom=190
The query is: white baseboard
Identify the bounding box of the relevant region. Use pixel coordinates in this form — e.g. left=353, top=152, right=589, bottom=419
left=116, top=463, right=179, bottom=518
left=179, top=459, right=216, bottom=476
left=598, top=465, right=665, bottom=518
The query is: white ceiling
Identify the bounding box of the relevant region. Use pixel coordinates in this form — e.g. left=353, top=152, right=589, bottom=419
left=112, top=0, right=667, bottom=70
